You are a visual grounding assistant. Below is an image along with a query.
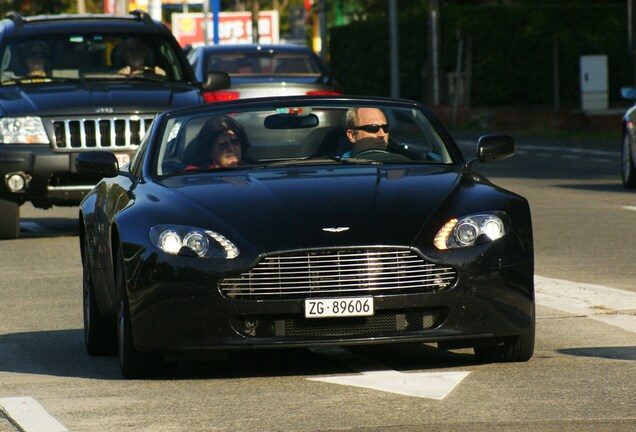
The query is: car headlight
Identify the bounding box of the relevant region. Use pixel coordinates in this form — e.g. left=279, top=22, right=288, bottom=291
left=0, top=117, right=49, bottom=144
left=434, top=213, right=507, bottom=250
left=149, top=225, right=239, bottom=259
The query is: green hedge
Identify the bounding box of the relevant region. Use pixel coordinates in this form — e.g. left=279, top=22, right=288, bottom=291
left=329, top=5, right=630, bottom=107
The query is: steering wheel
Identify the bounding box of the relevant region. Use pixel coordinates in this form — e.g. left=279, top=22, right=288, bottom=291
left=352, top=149, right=391, bottom=157
left=352, top=149, right=410, bottom=162
left=131, top=66, right=155, bottom=74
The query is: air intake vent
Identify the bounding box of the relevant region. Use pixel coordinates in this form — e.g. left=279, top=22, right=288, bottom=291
left=220, top=248, right=457, bottom=299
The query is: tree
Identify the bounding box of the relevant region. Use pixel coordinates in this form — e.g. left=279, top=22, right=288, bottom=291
left=0, top=0, right=103, bottom=16
left=0, top=0, right=71, bottom=16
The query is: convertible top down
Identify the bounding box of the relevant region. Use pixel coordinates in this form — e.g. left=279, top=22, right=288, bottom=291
left=77, top=95, right=534, bottom=378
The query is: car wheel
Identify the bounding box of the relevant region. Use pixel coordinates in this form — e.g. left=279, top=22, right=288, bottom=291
left=0, top=198, right=19, bottom=240
left=621, top=133, right=636, bottom=189
left=474, top=312, right=535, bottom=363
left=115, top=242, right=173, bottom=379
left=82, top=233, right=117, bottom=356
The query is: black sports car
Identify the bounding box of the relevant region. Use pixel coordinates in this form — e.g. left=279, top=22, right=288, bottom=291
left=77, top=96, right=535, bottom=378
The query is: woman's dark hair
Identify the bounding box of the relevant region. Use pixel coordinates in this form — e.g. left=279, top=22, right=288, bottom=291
left=197, top=115, right=250, bottom=154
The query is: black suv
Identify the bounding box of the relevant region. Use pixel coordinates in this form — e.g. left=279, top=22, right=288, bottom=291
left=0, top=11, right=212, bottom=239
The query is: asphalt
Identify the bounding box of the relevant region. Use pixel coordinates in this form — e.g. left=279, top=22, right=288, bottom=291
left=0, top=415, right=18, bottom=432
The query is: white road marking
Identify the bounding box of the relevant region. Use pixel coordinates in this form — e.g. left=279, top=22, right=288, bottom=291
left=308, top=276, right=636, bottom=398
left=0, top=397, right=67, bottom=432
left=308, top=370, right=470, bottom=400
left=307, top=347, right=470, bottom=400
left=535, top=275, right=636, bottom=334
left=623, top=205, right=636, bottom=212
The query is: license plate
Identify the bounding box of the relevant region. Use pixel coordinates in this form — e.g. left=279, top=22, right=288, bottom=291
left=305, top=297, right=374, bottom=318
left=115, top=152, right=131, bottom=167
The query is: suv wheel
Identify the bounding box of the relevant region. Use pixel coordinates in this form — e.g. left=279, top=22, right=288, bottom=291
left=0, top=198, right=19, bottom=239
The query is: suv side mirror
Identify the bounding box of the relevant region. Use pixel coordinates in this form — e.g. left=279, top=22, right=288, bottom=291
left=202, top=71, right=231, bottom=91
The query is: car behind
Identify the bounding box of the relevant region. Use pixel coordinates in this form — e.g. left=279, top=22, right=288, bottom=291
left=187, top=44, right=342, bottom=102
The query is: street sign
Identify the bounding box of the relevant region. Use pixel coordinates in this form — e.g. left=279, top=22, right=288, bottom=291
left=171, top=11, right=279, bottom=47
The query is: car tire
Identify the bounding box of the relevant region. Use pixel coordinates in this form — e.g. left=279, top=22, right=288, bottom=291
left=0, top=198, right=19, bottom=240
left=473, top=312, right=535, bottom=363
left=82, top=233, right=117, bottom=356
left=115, top=242, right=174, bottom=379
left=621, top=133, right=636, bottom=189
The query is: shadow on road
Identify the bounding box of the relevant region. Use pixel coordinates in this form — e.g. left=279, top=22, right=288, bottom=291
left=0, top=330, right=477, bottom=380
left=19, top=217, right=78, bottom=238
left=558, top=346, right=636, bottom=361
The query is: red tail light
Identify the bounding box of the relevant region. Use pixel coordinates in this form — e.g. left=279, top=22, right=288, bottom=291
left=305, top=90, right=344, bottom=96
left=202, top=91, right=241, bottom=103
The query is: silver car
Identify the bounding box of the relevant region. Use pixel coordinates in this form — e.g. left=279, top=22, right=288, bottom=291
left=187, top=44, right=342, bottom=102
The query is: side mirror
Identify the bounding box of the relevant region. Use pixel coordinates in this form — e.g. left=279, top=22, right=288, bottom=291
left=476, top=134, right=515, bottom=163
left=202, top=71, right=231, bottom=91
left=75, top=151, right=119, bottom=178
left=621, top=87, right=636, bottom=100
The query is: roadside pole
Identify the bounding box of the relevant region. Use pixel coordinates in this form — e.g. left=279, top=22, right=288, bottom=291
left=389, top=0, right=399, bottom=98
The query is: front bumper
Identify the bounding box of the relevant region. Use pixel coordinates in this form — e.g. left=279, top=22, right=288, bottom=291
left=126, top=249, right=534, bottom=355
left=0, top=145, right=99, bottom=207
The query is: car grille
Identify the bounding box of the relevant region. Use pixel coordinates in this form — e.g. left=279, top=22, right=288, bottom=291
left=219, top=249, right=457, bottom=299
left=51, top=116, right=154, bottom=151
left=233, top=309, right=447, bottom=338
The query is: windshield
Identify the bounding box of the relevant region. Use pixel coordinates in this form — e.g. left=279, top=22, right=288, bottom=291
left=155, top=103, right=455, bottom=176
left=198, top=49, right=323, bottom=78
left=0, top=33, right=185, bottom=83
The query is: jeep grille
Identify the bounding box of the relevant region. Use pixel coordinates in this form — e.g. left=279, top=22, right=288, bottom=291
left=51, top=116, right=154, bottom=151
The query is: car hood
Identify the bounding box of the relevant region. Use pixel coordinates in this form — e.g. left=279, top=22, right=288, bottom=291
left=0, top=80, right=201, bottom=116
left=162, top=165, right=461, bottom=252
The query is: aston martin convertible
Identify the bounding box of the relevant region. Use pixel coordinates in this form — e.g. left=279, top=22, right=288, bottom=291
left=77, top=95, right=535, bottom=378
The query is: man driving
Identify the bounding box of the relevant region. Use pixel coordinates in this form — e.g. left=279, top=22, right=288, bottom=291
left=343, top=107, right=390, bottom=157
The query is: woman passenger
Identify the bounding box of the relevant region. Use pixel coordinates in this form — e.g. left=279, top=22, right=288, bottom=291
left=187, top=115, right=250, bottom=169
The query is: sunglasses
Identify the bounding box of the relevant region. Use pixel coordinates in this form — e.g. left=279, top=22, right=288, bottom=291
left=215, top=136, right=241, bottom=151
left=351, top=123, right=390, bottom=134
left=28, top=51, right=45, bottom=58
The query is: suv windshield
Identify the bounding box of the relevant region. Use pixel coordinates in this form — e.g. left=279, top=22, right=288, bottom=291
left=0, top=33, right=184, bottom=83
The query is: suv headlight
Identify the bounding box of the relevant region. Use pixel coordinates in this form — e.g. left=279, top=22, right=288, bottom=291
left=149, top=225, right=239, bottom=259
left=434, top=213, right=507, bottom=250
left=0, top=117, right=49, bottom=144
